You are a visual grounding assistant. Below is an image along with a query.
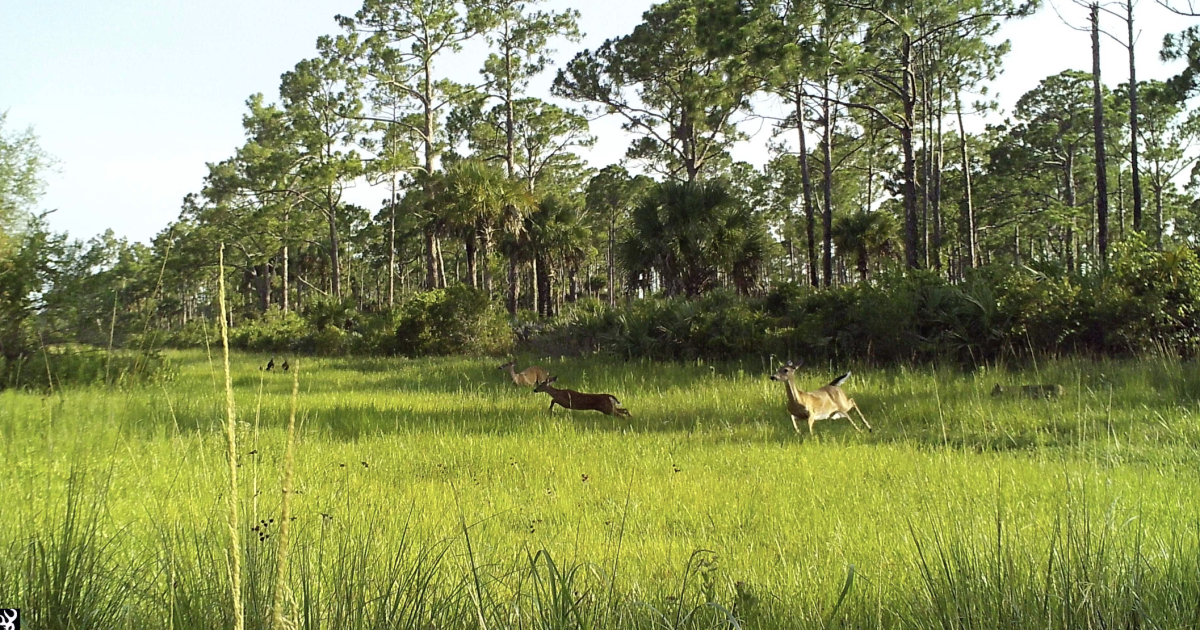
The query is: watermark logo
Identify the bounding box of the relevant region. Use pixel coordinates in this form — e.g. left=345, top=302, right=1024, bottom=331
left=0, top=609, right=19, bottom=630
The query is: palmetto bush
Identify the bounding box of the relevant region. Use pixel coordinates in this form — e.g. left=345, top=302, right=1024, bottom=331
left=550, top=243, right=1200, bottom=365
left=394, top=285, right=514, bottom=357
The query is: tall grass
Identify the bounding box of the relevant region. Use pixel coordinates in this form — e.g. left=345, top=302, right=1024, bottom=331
left=218, top=244, right=245, bottom=630
left=271, top=361, right=298, bottom=629
left=2, top=351, right=1199, bottom=628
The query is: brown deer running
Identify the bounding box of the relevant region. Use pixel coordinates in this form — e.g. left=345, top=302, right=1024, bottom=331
left=533, top=376, right=631, bottom=417
left=770, top=362, right=871, bottom=434
left=498, top=360, right=550, bottom=387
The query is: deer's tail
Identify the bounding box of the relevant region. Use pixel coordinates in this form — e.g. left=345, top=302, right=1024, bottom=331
left=828, top=371, right=851, bottom=388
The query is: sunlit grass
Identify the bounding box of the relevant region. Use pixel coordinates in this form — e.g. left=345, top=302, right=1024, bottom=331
left=2, top=350, right=1199, bottom=628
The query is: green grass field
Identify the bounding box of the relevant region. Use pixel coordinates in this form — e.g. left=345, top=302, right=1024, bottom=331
left=3, top=351, right=1200, bottom=629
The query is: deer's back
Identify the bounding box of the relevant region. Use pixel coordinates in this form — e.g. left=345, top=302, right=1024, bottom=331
left=515, top=366, right=549, bottom=386
left=806, top=386, right=851, bottom=418
left=1020, top=384, right=1064, bottom=399
left=551, top=387, right=621, bottom=414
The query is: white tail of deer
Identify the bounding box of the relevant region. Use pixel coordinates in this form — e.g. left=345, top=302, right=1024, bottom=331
left=498, top=360, right=550, bottom=387
left=533, top=376, right=631, bottom=417
left=770, top=362, right=871, bottom=434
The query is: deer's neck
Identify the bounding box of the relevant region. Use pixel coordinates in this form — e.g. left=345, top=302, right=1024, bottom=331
left=507, top=365, right=520, bottom=381
left=783, top=379, right=809, bottom=409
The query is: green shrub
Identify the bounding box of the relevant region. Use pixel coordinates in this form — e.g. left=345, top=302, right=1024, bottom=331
left=544, top=249, right=1200, bottom=365
left=395, top=286, right=513, bottom=357
left=353, top=308, right=403, bottom=355
left=156, top=319, right=218, bottom=349
left=310, top=325, right=355, bottom=356
left=1, top=346, right=174, bottom=391
left=228, top=310, right=308, bottom=353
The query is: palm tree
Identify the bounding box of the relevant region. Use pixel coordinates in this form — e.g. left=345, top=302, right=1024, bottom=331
left=527, top=195, right=591, bottom=317
left=622, top=180, right=771, bottom=296
left=831, top=211, right=898, bottom=282
left=443, top=161, right=534, bottom=293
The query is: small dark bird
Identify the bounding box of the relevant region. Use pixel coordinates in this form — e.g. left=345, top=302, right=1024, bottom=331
left=266, top=358, right=275, bottom=372
left=282, top=360, right=289, bottom=372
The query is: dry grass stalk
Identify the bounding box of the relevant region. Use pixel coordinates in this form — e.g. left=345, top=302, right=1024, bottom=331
left=218, top=244, right=245, bottom=630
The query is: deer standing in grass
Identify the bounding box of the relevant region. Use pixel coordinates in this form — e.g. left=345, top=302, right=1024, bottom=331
left=498, top=360, right=550, bottom=387
left=533, top=376, right=631, bottom=417
left=770, top=362, right=871, bottom=434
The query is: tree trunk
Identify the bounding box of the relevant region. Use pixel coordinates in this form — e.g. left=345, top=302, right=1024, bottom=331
left=1127, top=0, right=1143, bottom=232
left=1117, top=167, right=1126, bottom=240
left=608, top=215, right=617, bottom=306
left=328, top=208, right=341, bottom=298
left=282, top=245, right=289, bottom=313
left=955, top=95, right=978, bottom=271
left=921, top=68, right=931, bottom=269
left=421, top=55, right=444, bottom=290
left=821, top=78, right=835, bottom=287
left=1155, top=183, right=1164, bottom=250
left=508, top=253, right=523, bottom=314
left=507, top=253, right=520, bottom=314
left=1091, top=3, right=1110, bottom=268
left=933, top=75, right=945, bottom=274
left=465, top=231, right=478, bottom=288
left=481, top=228, right=493, bottom=295
left=787, top=239, right=796, bottom=283
left=1065, top=152, right=1078, bottom=274
left=1014, top=224, right=1022, bottom=267
left=436, top=235, right=446, bottom=288
left=901, top=34, right=920, bottom=269
left=535, top=256, right=551, bottom=318
left=424, top=230, right=439, bottom=289
left=795, top=89, right=819, bottom=288
left=388, top=181, right=396, bottom=307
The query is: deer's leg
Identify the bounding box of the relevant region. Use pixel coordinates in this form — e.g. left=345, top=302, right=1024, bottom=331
left=852, top=400, right=872, bottom=432
left=548, top=400, right=556, bottom=412
left=843, top=409, right=864, bottom=432
left=808, top=416, right=817, bottom=434
left=790, top=415, right=802, bottom=433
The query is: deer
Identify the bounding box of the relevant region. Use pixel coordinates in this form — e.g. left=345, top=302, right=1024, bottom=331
left=770, top=362, right=871, bottom=434
left=498, top=360, right=550, bottom=387
left=991, top=383, right=1064, bottom=399
left=533, top=376, right=631, bottom=417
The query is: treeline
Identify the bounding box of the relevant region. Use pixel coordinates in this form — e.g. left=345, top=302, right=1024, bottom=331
left=6, top=0, right=1200, bottom=370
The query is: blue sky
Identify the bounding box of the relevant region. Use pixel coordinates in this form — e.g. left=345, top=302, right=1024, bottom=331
left=1, top=0, right=1195, bottom=244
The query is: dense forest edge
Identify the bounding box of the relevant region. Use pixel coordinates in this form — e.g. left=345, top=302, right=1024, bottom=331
left=8, top=0, right=1200, bottom=389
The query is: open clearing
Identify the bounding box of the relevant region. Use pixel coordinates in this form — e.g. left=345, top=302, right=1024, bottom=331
left=3, top=352, right=1200, bottom=628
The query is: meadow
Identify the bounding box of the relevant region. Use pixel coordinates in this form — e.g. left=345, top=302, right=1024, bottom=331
left=2, top=350, right=1200, bottom=629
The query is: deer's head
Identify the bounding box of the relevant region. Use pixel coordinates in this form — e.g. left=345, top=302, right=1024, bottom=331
left=497, top=360, right=515, bottom=370
left=533, top=376, right=558, bottom=393
left=991, top=383, right=1005, bottom=396
left=770, top=361, right=799, bottom=382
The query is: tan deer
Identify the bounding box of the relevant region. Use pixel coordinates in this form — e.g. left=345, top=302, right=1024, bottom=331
left=533, top=376, right=632, bottom=417
left=498, top=360, right=550, bottom=387
left=770, top=362, right=871, bottom=434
